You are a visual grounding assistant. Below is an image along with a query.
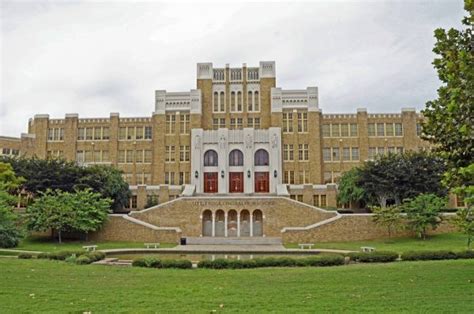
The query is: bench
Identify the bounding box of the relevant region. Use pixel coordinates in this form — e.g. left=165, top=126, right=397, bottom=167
left=144, top=243, right=160, bottom=249
left=83, top=245, right=97, bottom=252
left=298, top=243, right=314, bottom=249
left=361, top=246, right=376, bottom=253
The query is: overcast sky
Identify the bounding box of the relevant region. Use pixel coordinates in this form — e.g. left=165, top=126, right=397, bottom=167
left=0, top=0, right=466, bottom=137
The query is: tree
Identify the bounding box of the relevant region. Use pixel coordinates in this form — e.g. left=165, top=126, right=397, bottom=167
left=372, top=206, right=403, bottom=239
left=357, top=152, right=446, bottom=207
left=422, top=1, right=473, bottom=190
left=454, top=207, right=474, bottom=250
left=337, top=168, right=368, bottom=208
left=403, top=194, right=446, bottom=240
left=0, top=186, right=23, bottom=248
left=26, top=189, right=111, bottom=243
left=0, top=162, right=24, bottom=192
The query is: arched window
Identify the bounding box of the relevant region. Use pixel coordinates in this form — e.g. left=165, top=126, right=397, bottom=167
left=254, top=149, right=269, bottom=166
left=219, top=92, right=225, bottom=112
left=247, top=91, right=253, bottom=111
left=254, top=91, right=259, bottom=111
left=229, top=149, right=243, bottom=166
left=237, top=91, right=242, bottom=111
left=204, top=150, right=218, bottom=167
left=230, top=91, right=236, bottom=112
left=213, top=92, right=219, bottom=112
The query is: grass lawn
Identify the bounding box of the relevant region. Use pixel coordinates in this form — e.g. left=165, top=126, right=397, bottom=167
left=286, top=232, right=469, bottom=253
left=13, top=236, right=176, bottom=252
left=0, top=258, right=473, bottom=312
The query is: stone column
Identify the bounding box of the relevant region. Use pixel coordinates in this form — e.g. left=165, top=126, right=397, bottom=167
left=211, top=212, right=216, bottom=237
left=237, top=212, right=241, bottom=237
left=250, top=213, right=254, bottom=237
left=224, top=212, right=228, bottom=237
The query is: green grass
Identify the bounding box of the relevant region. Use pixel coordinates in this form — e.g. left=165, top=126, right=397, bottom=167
left=0, top=258, right=473, bottom=312
left=286, top=233, right=469, bottom=253
left=14, top=236, right=176, bottom=252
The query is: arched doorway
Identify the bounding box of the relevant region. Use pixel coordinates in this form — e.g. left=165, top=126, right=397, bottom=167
left=227, top=210, right=238, bottom=237
left=253, top=209, right=263, bottom=236
left=240, top=210, right=250, bottom=237
left=215, top=210, right=225, bottom=237
left=202, top=210, right=212, bottom=237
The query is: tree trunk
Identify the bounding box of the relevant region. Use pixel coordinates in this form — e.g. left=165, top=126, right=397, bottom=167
left=58, top=230, right=62, bottom=244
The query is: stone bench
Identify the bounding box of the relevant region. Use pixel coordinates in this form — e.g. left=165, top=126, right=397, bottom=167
left=83, top=245, right=97, bottom=252
left=361, top=246, right=376, bottom=253
left=144, top=243, right=160, bottom=249
left=298, top=243, right=314, bottom=249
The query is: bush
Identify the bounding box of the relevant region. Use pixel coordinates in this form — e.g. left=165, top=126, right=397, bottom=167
left=18, top=253, right=32, bottom=259
left=161, top=259, right=193, bottom=269
left=86, top=251, right=105, bottom=262
left=402, top=250, right=458, bottom=261
left=456, top=250, right=474, bottom=259
left=349, top=251, right=399, bottom=263
left=75, top=255, right=92, bottom=265
left=37, top=252, right=50, bottom=259
left=303, top=255, right=345, bottom=267
left=132, top=257, right=162, bottom=268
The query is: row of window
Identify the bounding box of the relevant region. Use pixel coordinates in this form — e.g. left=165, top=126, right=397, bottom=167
left=282, top=112, right=308, bottom=133
left=118, top=150, right=153, bottom=163
left=122, top=173, right=152, bottom=185
left=211, top=117, right=262, bottom=130
left=1, top=148, right=20, bottom=156
left=368, top=147, right=404, bottom=159
left=284, top=170, right=311, bottom=184
left=165, top=114, right=190, bottom=134
left=47, top=150, right=63, bottom=158
left=203, top=149, right=269, bottom=167
left=47, top=128, right=64, bottom=141
left=323, top=147, right=360, bottom=162
left=119, top=126, right=153, bottom=140
left=78, top=127, right=110, bottom=141
left=322, top=123, right=358, bottom=137
left=165, top=172, right=191, bottom=185
left=283, top=144, right=309, bottom=161
left=368, top=123, right=403, bottom=137
left=165, top=145, right=190, bottom=162
left=213, top=91, right=260, bottom=113
left=76, top=150, right=110, bottom=163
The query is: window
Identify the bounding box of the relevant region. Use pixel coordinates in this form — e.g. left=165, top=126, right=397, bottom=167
left=323, top=147, right=331, bottom=161
left=78, top=128, right=85, bottom=140
left=229, top=149, right=243, bottom=166
left=165, top=146, right=175, bottom=162
left=48, top=128, right=64, bottom=141
left=213, top=92, right=219, bottom=112
left=299, top=170, right=310, bottom=184
left=320, top=195, right=327, bottom=207
left=368, top=147, right=376, bottom=159
left=416, top=123, right=422, bottom=136
left=119, top=127, right=127, bottom=140
left=247, top=91, right=253, bottom=111
left=368, top=123, right=375, bottom=136
left=166, top=115, right=176, bottom=134
left=213, top=118, right=226, bottom=130
left=76, top=151, right=85, bottom=163
left=397, top=147, right=404, bottom=153
left=219, top=92, right=225, bottom=112
left=180, top=145, right=190, bottom=162
left=102, top=150, right=109, bottom=162
left=125, top=150, right=134, bottom=163
left=179, top=172, right=190, bottom=185
left=144, top=126, right=152, bottom=139
left=324, top=171, right=332, bottom=184
left=298, top=112, right=308, bottom=133
left=385, top=123, right=394, bottom=136
left=298, top=144, right=309, bottom=161
left=130, top=196, right=138, bottom=209
left=204, top=150, right=218, bottom=167
left=332, top=147, right=340, bottom=161
left=144, top=150, right=152, bottom=163
left=322, top=124, right=331, bottom=137
left=254, top=149, right=269, bottom=166
left=103, top=127, right=110, bottom=140
left=165, top=172, right=175, bottom=185
left=395, top=123, right=403, bottom=136
left=237, top=91, right=242, bottom=111
left=231, top=118, right=243, bottom=130
left=284, top=171, right=295, bottom=184
left=180, top=114, right=190, bottom=134
left=331, top=124, right=340, bottom=137
left=135, top=126, right=143, bottom=140
left=135, top=150, right=144, bottom=163
left=118, top=150, right=125, bottom=163
left=378, top=147, right=385, bottom=155
left=94, top=127, right=102, bottom=140
left=313, top=195, right=327, bottom=207
left=248, top=117, right=261, bottom=129
left=376, top=123, right=385, bottom=137
left=343, top=147, right=351, bottom=161
left=341, top=124, right=349, bottom=137
left=351, top=147, right=359, bottom=161
left=254, top=91, right=259, bottom=111
left=283, top=113, right=293, bottom=133
left=350, top=123, right=358, bottom=137
left=230, top=91, right=236, bottom=112
left=283, top=144, right=294, bottom=161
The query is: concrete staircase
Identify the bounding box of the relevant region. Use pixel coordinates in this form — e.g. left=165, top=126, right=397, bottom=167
left=185, top=237, right=282, bottom=245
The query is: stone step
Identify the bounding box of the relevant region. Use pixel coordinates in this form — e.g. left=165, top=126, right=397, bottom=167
left=185, top=237, right=282, bottom=245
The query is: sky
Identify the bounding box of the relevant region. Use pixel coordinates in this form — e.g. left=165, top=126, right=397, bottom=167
left=0, top=0, right=466, bottom=137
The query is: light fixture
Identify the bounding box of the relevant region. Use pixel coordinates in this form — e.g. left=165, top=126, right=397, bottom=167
left=274, top=170, right=278, bottom=178
left=221, top=170, right=225, bottom=178
left=194, top=171, right=199, bottom=178
left=247, top=170, right=251, bottom=178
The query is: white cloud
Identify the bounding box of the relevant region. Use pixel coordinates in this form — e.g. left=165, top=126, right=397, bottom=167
left=0, top=0, right=466, bottom=136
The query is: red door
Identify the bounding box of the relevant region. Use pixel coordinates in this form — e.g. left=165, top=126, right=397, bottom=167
left=204, top=172, right=218, bottom=193
left=229, top=172, right=244, bottom=193
left=254, top=172, right=269, bottom=193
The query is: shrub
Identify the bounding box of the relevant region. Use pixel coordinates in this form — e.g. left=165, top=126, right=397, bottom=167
left=75, top=255, right=92, bottom=265
left=197, top=259, right=229, bottom=269
left=303, top=255, right=345, bottom=267
left=349, top=251, right=399, bottom=263
left=65, top=255, right=77, bottom=263
left=18, top=253, right=32, bottom=259
left=132, top=257, right=161, bottom=268
left=48, top=250, right=84, bottom=261
left=402, top=250, right=458, bottom=261
left=161, top=259, right=192, bottom=269
left=456, top=250, right=474, bottom=259
left=86, top=251, right=105, bottom=262
left=37, top=252, right=50, bottom=259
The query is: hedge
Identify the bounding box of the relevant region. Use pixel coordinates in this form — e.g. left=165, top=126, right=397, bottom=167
left=132, top=258, right=192, bottom=269
left=75, top=255, right=92, bottom=265
left=348, top=251, right=399, bottom=263
left=402, top=250, right=459, bottom=261
left=18, top=253, right=33, bottom=259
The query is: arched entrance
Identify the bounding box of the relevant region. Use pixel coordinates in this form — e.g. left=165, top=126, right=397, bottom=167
left=202, top=210, right=212, bottom=236
left=227, top=210, right=238, bottom=237
left=215, top=210, right=225, bottom=237
left=252, top=209, right=263, bottom=236
left=240, top=210, right=250, bottom=237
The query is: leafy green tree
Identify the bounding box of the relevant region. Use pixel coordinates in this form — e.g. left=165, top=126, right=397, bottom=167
left=77, top=165, right=129, bottom=211
left=337, top=168, right=368, bottom=208
left=0, top=186, right=23, bottom=248
left=403, top=194, right=446, bottom=240
left=422, top=1, right=473, bottom=190
left=372, top=206, right=403, bottom=239
left=454, top=207, right=474, bottom=250
left=358, top=152, right=446, bottom=207
left=0, top=162, right=24, bottom=192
